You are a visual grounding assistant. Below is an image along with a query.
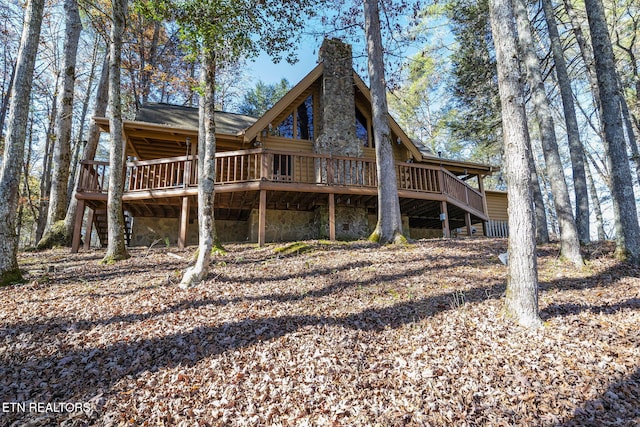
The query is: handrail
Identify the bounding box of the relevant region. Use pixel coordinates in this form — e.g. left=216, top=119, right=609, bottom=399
left=77, top=149, right=485, bottom=214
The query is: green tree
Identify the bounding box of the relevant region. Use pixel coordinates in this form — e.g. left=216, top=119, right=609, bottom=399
left=238, top=78, right=291, bottom=117
left=446, top=0, right=502, bottom=162
left=142, top=0, right=321, bottom=286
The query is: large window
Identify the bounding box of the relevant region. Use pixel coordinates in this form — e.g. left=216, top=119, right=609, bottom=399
left=275, top=113, right=294, bottom=138
left=296, top=96, right=314, bottom=140
left=274, top=95, right=314, bottom=140
left=356, top=108, right=372, bottom=147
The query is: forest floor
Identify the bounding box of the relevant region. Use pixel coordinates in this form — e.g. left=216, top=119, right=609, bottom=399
left=0, top=238, right=639, bottom=426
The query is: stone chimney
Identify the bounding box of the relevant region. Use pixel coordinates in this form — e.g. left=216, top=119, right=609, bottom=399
left=315, top=38, right=362, bottom=158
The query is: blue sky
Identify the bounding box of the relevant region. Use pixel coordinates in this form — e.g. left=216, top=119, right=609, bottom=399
left=246, top=46, right=321, bottom=87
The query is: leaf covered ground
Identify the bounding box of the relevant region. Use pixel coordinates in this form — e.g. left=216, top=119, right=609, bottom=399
left=1, top=238, right=639, bottom=426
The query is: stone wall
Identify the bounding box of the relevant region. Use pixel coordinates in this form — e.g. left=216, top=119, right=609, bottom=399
left=317, top=206, right=371, bottom=240
left=248, top=209, right=318, bottom=243
left=130, top=210, right=444, bottom=246
left=130, top=217, right=248, bottom=246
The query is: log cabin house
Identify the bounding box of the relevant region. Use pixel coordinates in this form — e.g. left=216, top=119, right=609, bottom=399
left=71, top=39, right=508, bottom=252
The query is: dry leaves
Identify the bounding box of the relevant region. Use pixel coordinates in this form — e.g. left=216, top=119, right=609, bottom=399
left=0, top=239, right=638, bottom=426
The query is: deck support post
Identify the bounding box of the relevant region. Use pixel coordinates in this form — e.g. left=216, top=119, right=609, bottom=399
left=258, top=190, right=267, bottom=247
left=465, top=212, right=472, bottom=237
left=71, top=200, right=86, bottom=253
left=440, top=201, right=450, bottom=238
left=328, top=193, right=336, bottom=241
left=178, top=196, right=190, bottom=249
left=83, top=207, right=95, bottom=250
left=478, top=174, right=490, bottom=236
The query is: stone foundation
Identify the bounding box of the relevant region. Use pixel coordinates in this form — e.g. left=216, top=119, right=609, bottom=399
left=317, top=206, right=370, bottom=240
left=130, top=217, right=248, bottom=246
left=248, top=209, right=318, bottom=243
left=130, top=211, right=444, bottom=246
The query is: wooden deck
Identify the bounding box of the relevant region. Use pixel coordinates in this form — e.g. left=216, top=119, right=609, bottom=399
left=73, top=148, right=488, bottom=249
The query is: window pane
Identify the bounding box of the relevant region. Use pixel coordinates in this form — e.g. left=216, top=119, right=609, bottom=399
left=275, top=113, right=294, bottom=138
left=355, top=108, right=368, bottom=147
left=297, top=96, right=314, bottom=140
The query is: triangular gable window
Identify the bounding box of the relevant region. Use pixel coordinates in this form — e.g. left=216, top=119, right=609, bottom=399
left=273, top=95, right=314, bottom=140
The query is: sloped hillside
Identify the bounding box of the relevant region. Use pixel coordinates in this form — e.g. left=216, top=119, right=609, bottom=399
left=1, top=238, right=638, bottom=426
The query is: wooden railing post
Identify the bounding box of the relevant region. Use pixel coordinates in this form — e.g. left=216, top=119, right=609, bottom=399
left=260, top=150, right=269, bottom=180
left=327, top=156, right=334, bottom=185
left=183, top=156, right=192, bottom=188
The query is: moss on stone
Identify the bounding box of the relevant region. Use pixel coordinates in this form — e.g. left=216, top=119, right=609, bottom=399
left=36, top=220, right=71, bottom=250
left=274, top=242, right=314, bottom=256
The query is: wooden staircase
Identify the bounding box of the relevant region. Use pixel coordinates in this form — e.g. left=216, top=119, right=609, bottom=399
left=91, top=209, right=132, bottom=247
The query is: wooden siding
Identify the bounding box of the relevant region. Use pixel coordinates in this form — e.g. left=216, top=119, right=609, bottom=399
left=486, top=191, right=508, bottom=221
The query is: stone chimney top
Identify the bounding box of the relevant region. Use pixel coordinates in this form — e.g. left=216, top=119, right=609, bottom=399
left=315, top=38, right=361, bottom=158
left=318, top=38, right=353, bottom=67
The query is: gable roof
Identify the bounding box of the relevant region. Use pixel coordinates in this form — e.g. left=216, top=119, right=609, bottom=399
left=242, top=63, right=325, bottom=143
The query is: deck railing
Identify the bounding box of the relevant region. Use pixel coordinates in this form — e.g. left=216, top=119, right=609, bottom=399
left=77, top=149, right=484, bottom=214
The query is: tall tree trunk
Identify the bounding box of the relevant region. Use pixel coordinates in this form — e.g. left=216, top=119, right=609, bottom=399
left=0, top=63, right=15, bottom=141
left=489, top=0, right=541, bottom=327
left=67, top=41, right=99, bottom=201
left=84, top=53, right=110, bottom=161
left=180, top=47, right=218, bottom=288
left=514, top=0, right=583, bottom=266
left=364, top=0, right=404, bottom=245
left=541, top=0, right=590, bottom=244
left=0, top=0, right=45, bottom=284
left=103, top=0, right=130, bottom=263
left=584, top=0, right=640, bottom=263
left=585, top=156, right=606, bottom=240
left=64, top=49, right=108, bottom=238
left=529, top=149, right=550, bottom=244
left=40, top=0, right=82, bottom=247
left=617, top=74, right=640, bottom=188
left=35, top=89, right=58, bottom=243
left=564, top=0, right=640, bottom=189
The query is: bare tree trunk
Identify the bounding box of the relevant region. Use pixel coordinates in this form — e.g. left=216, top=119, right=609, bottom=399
left=529, top=149, right=549, bottom=244
left=515, top=0, right=583, bottom=266
left=39, top=0, right=82, bottom=248
left=64, top=48, right=108, bottom=238
left=180, top=47, right=217, bottom=288
left=364, top=0, right=404, bottom=245
left=617, top=74, right=640, bottom=187
left=23, top=115, right=40, bottom=247
left=564, top=0, right=640, bottom=190
left=585, top=156, right=606, bottom=240
left=67, top=41, right=99, bottom=201
left=0, top=0, right=45, bottom=284
left=103, top=0, right=130, bottom=263
left=84, top=53, right=110, bottom=161
left=0, top=63, right=15, bottom=141
left=489, top=0, right=541, bottom=328
left=584, top=0, right=640, bottom=263
left=35, top=90, right=58, bottom=243
left=541, top=0, right=590, bottom=244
